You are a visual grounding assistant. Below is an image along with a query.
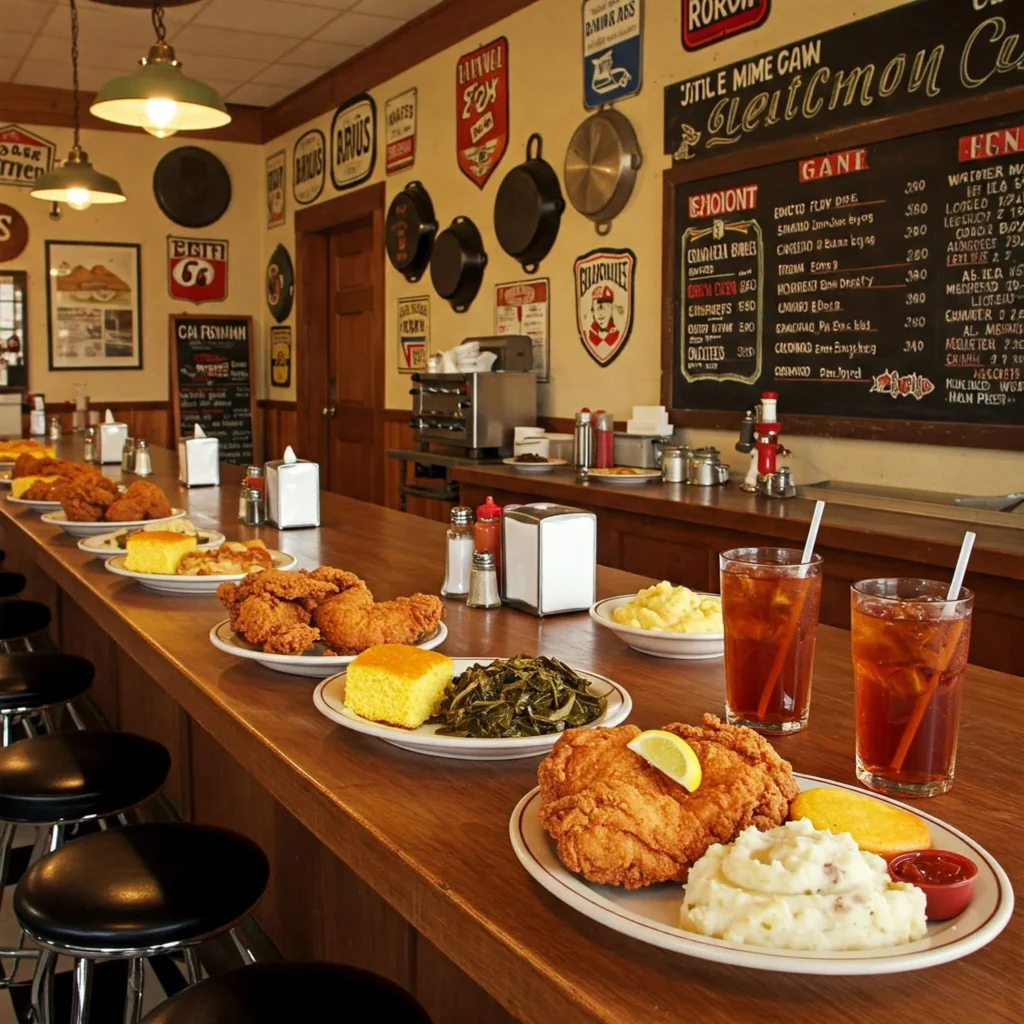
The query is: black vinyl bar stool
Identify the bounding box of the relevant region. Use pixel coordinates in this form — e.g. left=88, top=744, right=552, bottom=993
left=0, top=732, right=171, bottom=991
left=140, top=963, right=433, bottom=1023
left=0, top=599, right=52, bottom=654
left=0, top=653, right=95, bottom=746
left=0, top=572, right=26, bottom=599
left=15, top=823, right=270, bottom=1024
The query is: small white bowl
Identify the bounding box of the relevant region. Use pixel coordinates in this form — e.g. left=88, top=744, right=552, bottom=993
left=589, top=594, right=724, bottom=660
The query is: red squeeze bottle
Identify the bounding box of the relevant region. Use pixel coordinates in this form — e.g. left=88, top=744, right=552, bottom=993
left=594, top=410, right=615, bottom=469
left=474, top=495, right=502, bottom=583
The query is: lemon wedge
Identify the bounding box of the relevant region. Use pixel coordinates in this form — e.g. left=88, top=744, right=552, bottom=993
left=626, top=730, right=702, bottom=792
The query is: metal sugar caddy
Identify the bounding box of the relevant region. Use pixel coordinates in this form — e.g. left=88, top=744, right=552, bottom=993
left=178, top=423, right=220, bottom=488
left=264, top=445, right=320, bottom=529
left=502, top=503, right=597, bottom=616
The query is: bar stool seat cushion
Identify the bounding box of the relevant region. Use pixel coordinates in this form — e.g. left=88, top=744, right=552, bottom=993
left=0, top=731, right=169, bottom=822
left=0, top=652, right=95, bottom=711
left=0, top=599, right=51, bottom=641
left=140, top=963, right=432, bottom=1023
left=0, top=573, right=26, bottom=599
left=15, top=823, right=269, bottom=952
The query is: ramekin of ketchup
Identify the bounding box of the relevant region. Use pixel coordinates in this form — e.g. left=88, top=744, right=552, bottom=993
left=888, top=850, right=979, bottom=920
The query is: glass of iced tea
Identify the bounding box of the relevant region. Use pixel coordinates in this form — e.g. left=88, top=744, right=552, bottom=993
left=851, top=579, right=973, bottom=798
left=720, top=548, right=823, bottom=734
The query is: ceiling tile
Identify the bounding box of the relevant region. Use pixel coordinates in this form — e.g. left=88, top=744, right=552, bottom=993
left=194, top=0, right=337, bottom=39
left=0, top=33, right=35, bottom=60
left=6, top=0, right=56, bottom=34
left=26, top=35, right=147, bottom=72
left=277, top=38, right=358, bottom=68
left=351, top=0, right=438, bottom=18
left=278, top=0, right=358, bottom=8
left=41, top=2, right=193, bottom=45
left=170, top=25, right=297, bottom=63
left=14, top=57, right=73, bottom=91
left=248, top=63, right=323, bottom=89
left=77, top=64, right=144, bottom=92
left=225, top=81, right=290, bottom=106
left=315, top=10, right=401, bottom=45
left=0, top=57, right=19, bottom=83
left=176, top=51, right=269, bottom=84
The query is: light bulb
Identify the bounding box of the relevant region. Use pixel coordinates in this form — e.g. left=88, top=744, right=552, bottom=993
left=66, top=187, right=93, bottom=211
left=143, top=96, right=180, bottom=139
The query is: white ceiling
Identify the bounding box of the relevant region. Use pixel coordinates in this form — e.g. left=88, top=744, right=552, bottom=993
left=2, top=0, right=443, bottom=107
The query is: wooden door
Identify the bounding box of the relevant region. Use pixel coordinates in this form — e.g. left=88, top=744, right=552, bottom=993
left=296, top=184, right=386, bottom=504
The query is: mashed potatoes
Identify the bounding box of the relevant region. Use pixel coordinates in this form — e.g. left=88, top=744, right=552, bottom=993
left=679, top=818, right=927, bottom=951
left=612, top=582, right=722, bottom=635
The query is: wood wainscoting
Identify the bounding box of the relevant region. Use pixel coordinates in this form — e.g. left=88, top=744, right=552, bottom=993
left=261, top=399, right=299, bottom=460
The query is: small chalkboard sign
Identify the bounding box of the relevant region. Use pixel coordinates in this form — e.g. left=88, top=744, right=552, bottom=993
left=169, top=314, right=255, bottom=465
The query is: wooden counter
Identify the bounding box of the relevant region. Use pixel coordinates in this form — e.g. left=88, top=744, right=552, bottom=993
left=1, top=443, right=1020, bottom=1024
left=454, top=465, right=1024, bottom=676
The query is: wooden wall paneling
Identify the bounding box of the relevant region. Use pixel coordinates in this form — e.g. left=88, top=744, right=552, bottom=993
left=414, top=936, right=519, bottom=1024
left=117, top=649, right=192, bottom=817
left=382, top=417, right=454, bottom=523
left=58, top=593, right=119, bottom=726
left=260, top=401, right=299, bottom=463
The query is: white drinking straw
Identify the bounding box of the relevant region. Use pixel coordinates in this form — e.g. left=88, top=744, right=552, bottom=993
left=801, top=500, right=825, bottom=563
left=947, top=531, right=976, bottom=601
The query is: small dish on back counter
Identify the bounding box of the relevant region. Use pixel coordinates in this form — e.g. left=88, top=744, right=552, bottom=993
left=502, top=456, right=567, bottom=474
left=590, top=589, right=724, bottom=660
left=587, top=467, right=660, bottom=486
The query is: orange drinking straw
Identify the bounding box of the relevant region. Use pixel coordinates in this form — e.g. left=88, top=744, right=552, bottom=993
left=889, top=530, right=975, bottom=772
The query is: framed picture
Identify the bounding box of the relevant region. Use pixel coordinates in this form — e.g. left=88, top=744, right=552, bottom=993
left=45, top=240, right=142, bottom=371
left=0, top=270, right=28, bottom=390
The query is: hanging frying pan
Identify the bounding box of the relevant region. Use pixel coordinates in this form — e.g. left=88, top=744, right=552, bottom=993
left=385, top=181, right=437, bottom=283
left=564, top=108, right=642, bottom=236
left=266, top=244, right=294, bottom=323
left=493, top=133, right=565, bottom=273
left=153, top=146, right=232, bottom=229
left=430, top=217, right=487, bottom=313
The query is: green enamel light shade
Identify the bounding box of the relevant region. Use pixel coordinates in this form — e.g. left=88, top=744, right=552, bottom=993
left=30, top=146, right=126, bottom=205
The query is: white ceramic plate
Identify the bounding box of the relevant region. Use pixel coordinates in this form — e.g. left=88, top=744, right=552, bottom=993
left=40, top=508, right=187, bottom=538
left=0, top=470, right=12, bottom=487
left=209, top=619, right=449, bottom=678
left=78, top=529, right=226, bottom=559
left=312, top=657, right=632, bottom=760
left=105, top=550, right=297, bottom=593
left=6, top=495, right=62, bottom=512
left=510, top=773, right=1013, bottom=975
left=502, top=458, right=567, bottom=474
left=590, top=595, right=724, bottom=660
left=587, top=469, right=661, bottom=486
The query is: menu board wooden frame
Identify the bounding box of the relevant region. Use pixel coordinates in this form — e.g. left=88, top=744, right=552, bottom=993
left=169, top=313, right=256, bottom=464
left=662, top=86, right=1024, bottom=451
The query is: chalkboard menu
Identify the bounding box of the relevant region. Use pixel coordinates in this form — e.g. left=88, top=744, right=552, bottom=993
left=670, top=111, right=1024, bottom=428
left=170, top=314, right=255, bottom=464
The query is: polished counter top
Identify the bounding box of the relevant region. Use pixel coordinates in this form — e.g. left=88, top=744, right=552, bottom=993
left=1, top=442, right=1020, bottom=1024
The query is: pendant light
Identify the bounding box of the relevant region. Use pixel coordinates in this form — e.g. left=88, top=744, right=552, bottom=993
left=90, top=2, right=230, bottom=138
left=31, top=0, right=126, bottom=210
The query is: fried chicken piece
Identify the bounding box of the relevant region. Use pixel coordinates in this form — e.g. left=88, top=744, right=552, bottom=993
left=105, top=480, right=173, bottom=522
left=263, top=623, right=321, bottom=655
left=23, top=478, right=60, bottom=501
left=537, top=714, right=798, bottom=890
left=313, top=589, right=442, bottom=655
left=60, top=475, right=118, bottom=522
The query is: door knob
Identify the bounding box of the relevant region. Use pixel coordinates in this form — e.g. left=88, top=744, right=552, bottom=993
left=321, top=406, right=337, bottom=417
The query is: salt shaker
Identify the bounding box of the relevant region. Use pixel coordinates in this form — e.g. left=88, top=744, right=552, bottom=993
left=573, top=409, right=594, bottom=479
left=47, top=416, right=63, bottom=442
left=243, top=487, right=264, bottom=526
left=441, top=506, right=474, bottom=598
left=466, top=551, right=501, bottom=609
left=83, top=426, right=97, bottom=463
left=121, top=437, right=136, bottom=473
left=133, top=439, right=152, bottom=477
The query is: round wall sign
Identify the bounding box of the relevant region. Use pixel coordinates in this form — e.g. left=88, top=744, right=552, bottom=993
left=0, top=204, right=28, bottom=263
left=266, top=244, right=294, bottom=323
left=153, top=146, right=232, bottom=228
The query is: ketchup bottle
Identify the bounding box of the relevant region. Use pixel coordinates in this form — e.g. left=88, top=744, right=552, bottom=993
left=594, top=410, right=615, bottom=469
left=474, top=496, right=502, bottom=585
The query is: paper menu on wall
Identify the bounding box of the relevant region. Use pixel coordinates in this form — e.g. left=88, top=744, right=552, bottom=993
left=494, top=278, right=550, bottom=382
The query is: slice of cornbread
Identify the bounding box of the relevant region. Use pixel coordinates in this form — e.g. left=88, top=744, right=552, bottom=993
left=11, top=475, right=59, bottom=499
left=124, top=531, right=198, bottom=574
left=344, top=645, right=453, bottom=729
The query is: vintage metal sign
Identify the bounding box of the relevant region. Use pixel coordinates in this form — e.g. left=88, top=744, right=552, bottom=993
left=292, top=129, right=326, bottom=205
left=331, top=94, right=377, bottom=191
left=266, top=244, right=294, bottom=323
left=0, top=124, right=55, bottom=189
left=574, top=248, right=636, bottom=367
left=397, top=295, right=430, bottom=373
left=167, top=236, right=228, bottom=304
left=456, top=37, right=509, bottom=189
left=385, top=88, right=417, bottom=175
left=266, top=149, right=286, bottom=228
left=583, top=0, right=643, bottom=109
left=665, top=0, right=1024, bottom=162
left=682, top=0, right=770, bottom=51
left=495, top=278, right=550, bottom=381
left=0, top=204, right=28, bottom=263
left=270, top=326, right=292, bottom=388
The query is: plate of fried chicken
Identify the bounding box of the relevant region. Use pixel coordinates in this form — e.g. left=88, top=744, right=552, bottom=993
left=40, top=478, right=185, bottom=537
left=211, top=567, right=447, bottom=677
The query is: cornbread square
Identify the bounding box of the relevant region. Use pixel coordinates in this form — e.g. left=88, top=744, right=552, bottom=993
left=11, top=476, right=59, bottom=499
left=124, top=531, right=198, bottom=574
left=344, top=645, right=453, bottom=729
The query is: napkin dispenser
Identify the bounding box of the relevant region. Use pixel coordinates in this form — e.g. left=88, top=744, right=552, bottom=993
left=97, top=409, right=128, bottom=465
left=264, top=445, right=320, bottom=529
left=178, top=424, right=220, bottom=487
left=502, top=503, right=596, bottom=616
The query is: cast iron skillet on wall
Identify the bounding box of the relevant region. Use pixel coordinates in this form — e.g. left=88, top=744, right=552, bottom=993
left=430, top=217, right=487, bottom=313
left=153, top=146, right=232, bottom=229
left=493, top=133, right=565, bottom=273
left=385, top=181, right=437, bottom=283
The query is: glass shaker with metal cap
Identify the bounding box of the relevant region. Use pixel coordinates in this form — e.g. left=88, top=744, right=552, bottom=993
left=441, top=506, right=474, bottom=598
left=121, top=437, right=136, bottom=473
left=466, top=551, right=501, bottom=609
left=573, top=409, right=594, bottom=479
left=83, top=426, right=97, bottom=463
left=133, top=439, right=152, bottom=476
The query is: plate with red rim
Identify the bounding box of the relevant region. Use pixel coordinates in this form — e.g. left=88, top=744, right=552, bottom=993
left=509, top=773, right=1013, bottom=975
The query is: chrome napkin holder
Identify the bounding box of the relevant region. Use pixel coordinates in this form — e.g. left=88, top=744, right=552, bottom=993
left=264, top=445, right=320, bottom=529
left=178, top=424, right=220, bottom=487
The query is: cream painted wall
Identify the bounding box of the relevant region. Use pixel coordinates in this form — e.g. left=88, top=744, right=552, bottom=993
left=0, top=125, right=264, bottom=404
left=263, top=0, right=1022, bottom=494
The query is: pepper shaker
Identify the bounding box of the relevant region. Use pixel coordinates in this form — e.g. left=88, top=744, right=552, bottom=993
left=83, top=426, right=97, bottom=463
left=121, top=437, right=136, bottom=473
left=466, top=551, right=501, bottom=609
